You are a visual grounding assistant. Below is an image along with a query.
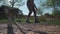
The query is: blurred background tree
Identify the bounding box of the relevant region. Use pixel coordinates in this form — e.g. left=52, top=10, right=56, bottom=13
left=37, top=7, right=43, bottom=16
left=38, top=0, right=60, bottom=18
left=9, top=0, right=25, bottom=7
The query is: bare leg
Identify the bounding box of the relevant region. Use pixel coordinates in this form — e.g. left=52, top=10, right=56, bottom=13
left=26, top=11, right=32, bottom=23
left=34, top=10, right=39, bottom=23
left=34, top=11, right=37, bottom=21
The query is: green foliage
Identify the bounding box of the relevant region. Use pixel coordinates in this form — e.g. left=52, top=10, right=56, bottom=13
left=0, top=0, right=4, bottom=2
left=39, top=0, right=60, bottom=18
left=40, top=0, right=60, bottom=9
left=52, top=9, right=60, bottom=18
left=46, top=0, right=60, bottom=7
left=0, top=19, right=8, bottom=23
left=9, top=0, right=25, bottom=7
left=10, top=0, right=16, bottom=7
left=37, top=7, right=43, bottom=15
left=0, top=0, right=6, bottom=5
left=19, top=10, right=23, bottom=15
left=0, top=16, right=60, bottom=25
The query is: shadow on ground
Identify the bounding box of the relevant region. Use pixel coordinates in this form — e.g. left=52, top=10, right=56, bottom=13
left=27, top=29, right=48, bottom=34
left=35, top=30, right=48, bottom=34
left=14, top=23, right=26, bottom=34
left=7, top=25, right=14, bottom=34
left=7, top=23, right=48, bottom=34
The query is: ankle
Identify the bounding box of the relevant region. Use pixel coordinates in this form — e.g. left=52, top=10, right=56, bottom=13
left=35, top=20, right=40, bottom=23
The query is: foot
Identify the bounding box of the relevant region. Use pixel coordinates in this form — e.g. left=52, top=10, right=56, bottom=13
left=26, top=20, right=30, bottom=23
left=35, top=21, right=40, bottom=23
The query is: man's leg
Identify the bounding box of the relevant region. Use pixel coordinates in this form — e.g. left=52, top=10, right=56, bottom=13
left=26, top=11, right=32, bottom=23
left=34, top=10, right=39, bottom=23
left=34, top=11, right=37, bottom=21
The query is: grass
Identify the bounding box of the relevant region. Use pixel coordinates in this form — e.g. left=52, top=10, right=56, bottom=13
left=47, top=21, right=60, bottom=25
left=40, top=20, right=60, bottom=25
left=0, top=19, right=8, bottom=24
left=0, top=18, right=60, bottom=25
left=16, top=18, right=60, bottom=25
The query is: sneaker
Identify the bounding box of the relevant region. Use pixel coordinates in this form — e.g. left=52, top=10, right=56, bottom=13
left=26, top=20, right=30, bottom=23
left=35, top=21, right=40, bottom=23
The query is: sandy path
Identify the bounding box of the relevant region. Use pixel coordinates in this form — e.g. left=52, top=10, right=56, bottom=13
left=0, top=23, right=60, bottom=34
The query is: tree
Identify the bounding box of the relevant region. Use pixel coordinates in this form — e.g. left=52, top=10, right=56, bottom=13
left=45, top=0, right=60, bottom=18
left=52, top=9, right=60, bottom=18
left=9, top=0, right=15, bottom=7
left=0, top=0, right=5, bottom=5
left=40, top=0, right=60, bottom=11
left=46, top=0, right=60, bottom=10
left=37, top=0, right=47, bottom=16
left=0, top=0, right=4, bottom=2
left=37, top=7, right=43, bottom=16
left=0, top=0, right=24, bottom=26
left=9, top=0, right=24, bottom=7
left=44, top=13, right=51, bottom=17
left=41, top=0, right=60, bottom=8
left=39, top=0, right=60, bottom=19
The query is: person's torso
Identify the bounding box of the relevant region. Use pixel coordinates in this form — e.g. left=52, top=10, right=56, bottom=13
left=27, top=0, right=34, bottom=7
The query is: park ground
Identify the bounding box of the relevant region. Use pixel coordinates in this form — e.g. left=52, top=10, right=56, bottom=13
left=0, top=22, right=60, bottom=34
left=0, top=16, right=60, bottom=34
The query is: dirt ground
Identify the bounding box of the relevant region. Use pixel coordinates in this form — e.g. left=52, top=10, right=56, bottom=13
left=0, top=23, right=60, bottom=34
